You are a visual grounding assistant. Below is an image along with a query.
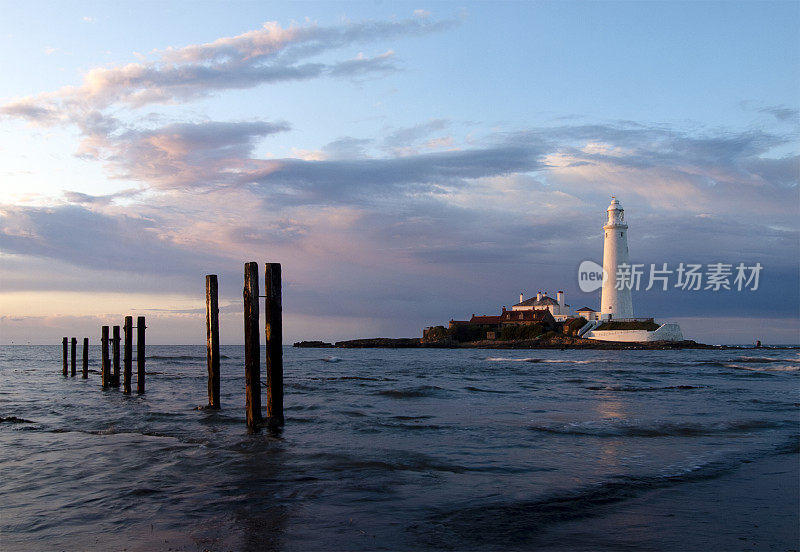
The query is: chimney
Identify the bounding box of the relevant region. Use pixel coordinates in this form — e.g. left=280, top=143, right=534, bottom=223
left=519, top=292, right=524, bottom=303
left=557, top=291, right=564, bottom=307
left=536, top=291, right=542, bottom=301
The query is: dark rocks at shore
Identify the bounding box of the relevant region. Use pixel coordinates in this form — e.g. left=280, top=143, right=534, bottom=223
left=294, top=334, right=717, bottom=349
left=334, top=338, right=422, bottom=348
left=293, top=340, right=334, bottom=348
left=293, top=338, right=422, bottom=348
left=0, top=416, right=34, bottom=424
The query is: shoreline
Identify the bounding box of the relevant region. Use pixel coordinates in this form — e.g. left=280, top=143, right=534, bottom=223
left=534, top=449, right=800, bottom=551
left=294, top=336, right=794, bottom=350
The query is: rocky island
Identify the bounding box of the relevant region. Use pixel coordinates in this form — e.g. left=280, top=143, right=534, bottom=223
left=294, top=332, right=713, bottom=350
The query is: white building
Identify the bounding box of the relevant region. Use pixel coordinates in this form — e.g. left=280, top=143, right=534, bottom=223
left=512, top=290, right=571, bottom=322
left=600, top=197, right=633, bottom=320
left=575, top=306, right=599, bottom=321
left=584, top=197, right=684, bottom=342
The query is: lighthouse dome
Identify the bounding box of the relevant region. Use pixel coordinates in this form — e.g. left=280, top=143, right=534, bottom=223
left=607, top=197, right=623, bottom=210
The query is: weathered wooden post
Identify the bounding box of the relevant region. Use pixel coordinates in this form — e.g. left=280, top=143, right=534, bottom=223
left=82, top=338, right=88, bottom=379
left=101, top=326, right=110, bottom=388
left=136, top=316, right=146, bottom=394
left=243, top=262, right=262, bottom=428
left=70, top=337, right=77, bottom=377
left=62, top=337, right=68, bottom=376
left=112, top=326, right=121, bottom=387
left=123, top=316, right=132, bottom=394
left=265, top=263, right=284, bottom=426
left=206, top=275, right=221, bottom=409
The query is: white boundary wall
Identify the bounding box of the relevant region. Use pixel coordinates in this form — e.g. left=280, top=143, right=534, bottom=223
left=586, top=323, right=684, bottom=342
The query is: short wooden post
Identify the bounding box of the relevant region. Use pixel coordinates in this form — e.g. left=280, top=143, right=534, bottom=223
left=136, top=316, right=146, bottom=394
left=265, top=263, right=284, bottom=426
left=62, top=337, right=68, bottom=376
left=70, top=337, right=77, bottom=377
left=243, top=262, right=262, bottom=428
left=123, top=317, right=132, bottom=394
left=101, top=326, right=110, bottom=388
left=206, top=275, right=221, bottom=409
left=112, top=326, right=121, bottom=387
left=82, top=338, right=88, bottom=379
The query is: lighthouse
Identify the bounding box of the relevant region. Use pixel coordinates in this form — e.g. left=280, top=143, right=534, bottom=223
left=601, top=197, right=633, bottom=319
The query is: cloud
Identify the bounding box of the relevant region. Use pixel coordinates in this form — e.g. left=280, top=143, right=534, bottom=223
left=77, top=119, right=290, bottom=189
left=1, top=15, right=453, bottom=123
left=328, top=50, right=397, bottom=77
left=0, top=204, right=220, bottom=277
left=758, top=105, right=799, bottom=123
left=243, top=143, right=545, bottom=205
left=2, top=13, right=796, bottom=343
left=321, top=136, right=373, bottom=160
left=742, top=154, right=799, bottom=188
left=384, top=119, right=449, bottom=147
left=2, top=14, right=798, bottom=338
left=524, top=123, right=798, bottom=225
left=62, top=189, right=142, bottom=206
left=0, top=100, right=60, bottom=125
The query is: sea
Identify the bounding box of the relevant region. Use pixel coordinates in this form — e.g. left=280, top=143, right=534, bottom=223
left=1, top=345, right=798, bottom=552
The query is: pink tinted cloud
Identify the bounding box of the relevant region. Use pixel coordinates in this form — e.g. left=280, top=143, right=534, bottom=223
left=1, top=15, right=450, bottom=123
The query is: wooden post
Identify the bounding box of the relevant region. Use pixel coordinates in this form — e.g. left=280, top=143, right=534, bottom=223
left=206, top=275, right=221, bottom=409
left=62, top=337, right=68, bottom=376
left=243, top=262, right=262, bottom=428
left=70, top=337, right=77, bottom=377
left=265, top=263, right=284, bottom=426
left=82, top=338, right=88, bottom=379
left=112, top=326, right=121, bottom=387
left=123, top=316, right=132, bottom=394
left=101, top=326, right=110, bottom=388
left=137, top=316, right=146, bottom=394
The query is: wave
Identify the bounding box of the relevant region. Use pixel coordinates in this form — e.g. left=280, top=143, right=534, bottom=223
left=285, top=404, right=320, bottom=411
left=415, top=454, right=753, bottom=547
left=585, top=384, right=707, bottom=392
left=733, top=356, right=800, bottom=364
left=725, top=364, right=799, bottom=372
left=528, top=419, right=780, bottom=438
left=0, top=416, right=34, bottom=424
left=146, top=354, right=231, bottom=361
left=339, top=410, right=367, bottom=417
left=320, top=356, right=342, bottom=363
left=691, top=356, right=799, bottom=371
left=376, top=420, right=446, bottom=431
left=310, top=451, right=466, bottom=474
left=484, top=357, right=592, bottom=364
left=376, top=385, right=444, bottom=398
left=485, top=357, right=541, bottom=362
left=464, top=386, right=511, bottom=394
left=309, top=375, right=382, bottom=381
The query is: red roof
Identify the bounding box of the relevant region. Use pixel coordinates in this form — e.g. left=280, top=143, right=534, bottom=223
left=499, top=310, right=554, bottom=323
left=469, top=315, right=501, bottom=324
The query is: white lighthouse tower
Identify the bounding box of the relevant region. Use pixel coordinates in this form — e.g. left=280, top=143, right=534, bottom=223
left=601, top=197, right=633, bottom=319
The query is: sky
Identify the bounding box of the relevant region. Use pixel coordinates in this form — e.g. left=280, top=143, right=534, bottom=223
left=0, top=0, right=798, bottom=345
